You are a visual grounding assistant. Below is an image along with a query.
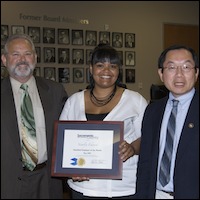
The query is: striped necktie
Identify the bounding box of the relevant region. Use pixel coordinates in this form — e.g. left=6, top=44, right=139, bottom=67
left=159, top=99, right=179, bottom=186
left=20, top=84, right=38, bottom=171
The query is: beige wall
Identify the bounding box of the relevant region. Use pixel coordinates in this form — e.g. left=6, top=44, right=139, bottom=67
left=1, top=1, right=199, bottom=101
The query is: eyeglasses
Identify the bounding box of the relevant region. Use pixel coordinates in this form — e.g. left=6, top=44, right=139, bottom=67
left=163, top=63, right=195, bottom=73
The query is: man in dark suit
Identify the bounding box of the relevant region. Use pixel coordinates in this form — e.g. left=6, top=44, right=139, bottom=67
left=43, top=29, right=55, bottom=44
left=1, top=34, right=68, bottom=199
left=58, top=49, right=69, bottom=64
left=45, top=48, right=55, bottom=63
left=72, top=50, right=84, bottom=64
left=134, top=45, right=199, bottom=199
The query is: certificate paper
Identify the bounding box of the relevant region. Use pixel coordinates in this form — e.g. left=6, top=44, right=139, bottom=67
left=62, top=130, right=113, bottom=169
left=51, top=120, right=123, bottom=179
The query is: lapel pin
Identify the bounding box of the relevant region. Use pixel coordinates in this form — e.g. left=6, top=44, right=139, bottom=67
left=188, top=123, right=194, bottom=128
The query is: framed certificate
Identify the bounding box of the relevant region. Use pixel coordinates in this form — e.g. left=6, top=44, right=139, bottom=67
left=51, top=120, right=124, bottom=179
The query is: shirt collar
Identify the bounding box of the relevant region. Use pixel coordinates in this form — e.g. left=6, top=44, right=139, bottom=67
left=10, top=76, right=35, bottom=94
left=168, top=88, right=195, bottom=106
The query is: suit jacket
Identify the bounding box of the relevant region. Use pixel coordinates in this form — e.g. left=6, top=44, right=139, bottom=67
left=135, top=91, right=199, bottom=199
left=72, top=58, right=84, bottom=64
left=45, top=56, right=55, bottom=63
left=1, top=76, right=68, bottom=199
left=43, top=37, right=55, bottom=43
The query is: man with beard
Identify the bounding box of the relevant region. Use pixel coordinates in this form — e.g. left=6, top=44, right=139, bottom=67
left=1, top=34, right=68, bottom=199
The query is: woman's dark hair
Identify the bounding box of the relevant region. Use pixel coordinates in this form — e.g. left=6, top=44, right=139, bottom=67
left=89, top=44, right=126, bottom=89
left=158, top=44, right=199, bottom=72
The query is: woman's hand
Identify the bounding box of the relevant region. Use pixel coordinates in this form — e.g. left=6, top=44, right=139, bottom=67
left=72, top=177, right=89, bottom=182
left=118, top=141, right=135, bottom=162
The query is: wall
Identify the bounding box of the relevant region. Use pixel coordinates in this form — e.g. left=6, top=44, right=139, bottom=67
left=1, top=1, right=199, bottom=100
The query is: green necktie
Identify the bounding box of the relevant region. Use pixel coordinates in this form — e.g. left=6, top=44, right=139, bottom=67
left=20, top=84, right=38, bottom=171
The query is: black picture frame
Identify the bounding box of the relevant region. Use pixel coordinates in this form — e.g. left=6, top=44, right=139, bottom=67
left=44, top=67, right=56, bottom=81
left=125, top=69, right=135, bottom=83
left=44, top=47, right=56, bottom=63
left=99, top=31, right=110, bottom=45
left=86, top=49, right=93, bottom=65
left=86, top=68, right=90, bottom=83
left=58, top=67, right=70, bottom=83
left=125, top=33, right=135, bottom=48
left=35, top=47, right=41, bottom=63
left=33, top=67, right=41, bottom=77
left=11, top=25, right=25, bottom=35
left=72, top=30, right=83, bottom=45
left=112, top=32, right=123, bottom=48
left=85, top=30, right=97, bottom=46
left=72, top=49, right=84, bottom=64
left=51, top=120, right=123, bottom=179
left=28, top=26, right=40, bottom=43
left=125, top=51, right=135, bottom=66
left=73, top=67, right=84, bottom=83
left=43, top=27, right=55, bottom=44
left=1, top=25, right=9, bottom=43
left=58, top=29, right=70, bottom=45
left=117, top=51, right=123, bottom=65
left=119, top=68, right=123, bottom=83
left=58, top=48, right=70, bottom=64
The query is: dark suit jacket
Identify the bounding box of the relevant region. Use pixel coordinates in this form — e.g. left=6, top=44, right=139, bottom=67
left=135, top=91, right=199, bottom=199
left=1, top=76, right=68, bottom=199
left=43, top=37, right=55, bottom=43
left=72, top=59, right=84, bottom=64
left=45, top=56, right=55, bottom=63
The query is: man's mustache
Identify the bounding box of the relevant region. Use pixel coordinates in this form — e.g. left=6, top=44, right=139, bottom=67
left=16, top=61, right=29, bottom=67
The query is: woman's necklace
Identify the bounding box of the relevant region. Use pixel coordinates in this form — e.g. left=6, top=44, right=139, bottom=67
left=90, top=85, right=117, bottom=107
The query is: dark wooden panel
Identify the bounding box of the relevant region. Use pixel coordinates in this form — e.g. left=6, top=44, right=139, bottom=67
left=164, top=23, right=199, bottom=54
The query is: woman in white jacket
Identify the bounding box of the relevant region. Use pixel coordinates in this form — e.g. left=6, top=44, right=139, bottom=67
left=59, top=44, right=148, bottom=199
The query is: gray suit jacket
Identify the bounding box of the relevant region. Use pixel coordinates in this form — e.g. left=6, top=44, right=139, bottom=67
left=1, top=76, right=68, bottom=199
left=135, top=91, right=199, bottom=199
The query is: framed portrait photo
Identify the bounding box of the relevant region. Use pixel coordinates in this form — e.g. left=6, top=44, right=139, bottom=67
left=119, top=68, right=123, bottom=83
left=35, top=47, right=41, bottom=63
left=1, top=25, right=9, bottom=43
left=86, top=68, right=91, bottom=83
left=125, top=33, right=135, bottom=48
left=58, top=48, right=70, bottom=64
left=117, top=51, right=123, bottom=65
left=58, top=67, right=70, bottom=83
left=99, top=31, right=110, bottom=45
left=86, top=49, right=93, bottom=65
left=72, top=30, right=83, bottom=45
left=33, top=67, right=41, bottom=77
left=11, top=25, right=25, bottom=35
left=44, top=67, right=56, bottom=81
left=112, top=32, right=123, bottom=48
left=28, top=26, right=40, bottom=43
left=72, top=49, right=84, bottom=64
left=85, top=30, right=97, bottom=46
left=43, top=27, right=55, bottom=44
left=58, top=29, right=70, bottom=44
left=125, top=69, right=135, bottom=83
left=73, top=67, right=84, bottom=83
left=125, top=51, right=135, bottom=66
left=44, top=47, right=56, bottom=63
left=51, top=120, right=124, bottom=179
